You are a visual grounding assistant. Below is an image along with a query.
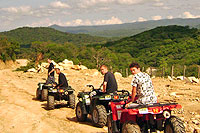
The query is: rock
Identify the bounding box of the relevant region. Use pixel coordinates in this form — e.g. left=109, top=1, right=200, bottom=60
left=59, top=63, right=73, bottom=70
left=177, top=76, right=185, bottom=80
left=71, top=65, right=81, bottom=70
left=79, top=65, right=88, bottom=70
left=195, top=115, right=200, bottom=119
left=16, top=59, right=29, bottom=66
left=192, top=120, right=199, bottom=125
left=114, top=72, right=122, bottom=78
left=194, top=127, right=200, bottom=133
left=40, top=62, right=49, bottom=68
left=170, top=92, right=177, bottom=96
left=62, top=59, right=73, bottom=65
left=27, top=68, right=37, bottom=73
left=188, top=77, right=199, bottom=83
left=168, top=76, right=173, bottom=81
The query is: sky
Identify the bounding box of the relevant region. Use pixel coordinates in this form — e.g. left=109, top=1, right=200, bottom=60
left=0, top=0, right=200, bottom=32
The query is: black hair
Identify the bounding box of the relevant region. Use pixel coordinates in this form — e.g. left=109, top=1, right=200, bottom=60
left=129, top=62, right=140, bottom=69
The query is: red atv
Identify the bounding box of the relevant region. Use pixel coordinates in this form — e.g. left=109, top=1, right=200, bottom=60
left=108, top=100, right=185, bottom=133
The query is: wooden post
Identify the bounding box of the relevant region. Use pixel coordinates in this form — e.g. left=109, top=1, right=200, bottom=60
left=150, top=67, right=152, bottom=77
left=171, top=65, right=174, bottom=78
left=183, top=65, right=186, bottom=79
left=162, top=67, right=165, bottom=78
left=126, top=68, right=128, bottom=77
left=142, top=67, right=144, bottom=72
left=120, top=69, right=122, bottom=75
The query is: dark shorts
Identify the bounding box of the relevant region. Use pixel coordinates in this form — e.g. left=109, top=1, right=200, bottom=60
left=46, top=76, right=55, bottom=85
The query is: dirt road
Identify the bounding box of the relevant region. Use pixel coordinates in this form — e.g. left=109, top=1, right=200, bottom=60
left=0, top=68, right=199, bottom=133
left=0, top=69, right=106, bottom=133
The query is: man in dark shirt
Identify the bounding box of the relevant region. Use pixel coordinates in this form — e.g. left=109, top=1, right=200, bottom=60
left=46, top=58, right=55, bottom=84
left=100, top=65, right=118, bottom=93
left=54, top=67, right=68, bottom=89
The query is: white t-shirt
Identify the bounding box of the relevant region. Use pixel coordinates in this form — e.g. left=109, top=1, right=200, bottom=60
left=131, top=72, right=157, bottom=104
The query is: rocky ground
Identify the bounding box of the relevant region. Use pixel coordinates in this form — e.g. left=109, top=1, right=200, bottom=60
left=0, top=67, right=199, bottom=133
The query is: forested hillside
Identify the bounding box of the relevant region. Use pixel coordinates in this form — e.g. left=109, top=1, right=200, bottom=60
left=0, top=25, right=199, bottom=77
left=102, top=25, right=200, bottom=76
left=0, top=27, right=109, bottom=46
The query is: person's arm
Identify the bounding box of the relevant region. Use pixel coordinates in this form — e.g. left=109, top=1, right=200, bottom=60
left=130, top=86, right=136, bottom=103
left=102, top=82, right=107, bottom=92
left=48, top=69, right=54, bottom=76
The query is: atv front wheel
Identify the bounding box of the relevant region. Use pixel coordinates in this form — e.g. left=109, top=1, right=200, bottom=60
left=69, top=94, right=75, bottom=109
left=36, top=88, right=40, bottom=99
left=122, top=121, right=141, bottom=133
left=92, top=105, right=107, bottom=128
left=76, top=102, right=87, bottom=122
left=164, top=116, right=185, bottom=133
left=47, top=95, right=55, bottom=110
left=41, top=89, right=48, bottom=101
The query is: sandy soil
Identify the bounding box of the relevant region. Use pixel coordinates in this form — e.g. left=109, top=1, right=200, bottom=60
left=0, top=68, right=199, bottom=133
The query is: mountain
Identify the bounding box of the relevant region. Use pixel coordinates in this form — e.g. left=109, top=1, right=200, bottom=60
left=50, top=18, right=200, bottom=38
left=0, top=27, right=110, bottom=46
left=101, top=25, right=200, bottom=69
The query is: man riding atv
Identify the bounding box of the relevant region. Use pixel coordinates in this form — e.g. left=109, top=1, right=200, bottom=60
left=47, top=66, right=75, bottom=109
left=54, top=66, right=68, bottom=89
left=126, top=62, right=157, bottom=108
left=90, top=65, right=118, bottom=97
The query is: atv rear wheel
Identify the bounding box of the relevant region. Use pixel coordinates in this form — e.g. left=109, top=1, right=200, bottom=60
left=122, top=121, right=141, bottom=133
left=92, top=105, right=107, bottom=128
left=108, top=113, right=114, bottom=133
left=69, top=94, right=75, bottom=109
left=164, top=116, right=185, bottom=133
left=41, top=89, right=48, bottom=101
left=47, top=95, right=55, bottom=110
left=36, top=88, right=40, bottom=99
left=76, top=102, right=87, bottom=122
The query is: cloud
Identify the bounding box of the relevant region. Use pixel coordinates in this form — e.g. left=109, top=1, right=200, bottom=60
left=137, top=17, right=146, bottom=22
left=117, top=0, right=143, bottom=5
left=152, top=15, right=162, bottom=20
left=93, top=16, right=122, bottom=25
left=153, top=2, right=164, bottom=7
left=78, top=0, right=144, bottom=8
left=183, top=11, right=200, bottom=18
left=50, top=1, right=70, bottom=8
left=1, top=6, right=31, bottom=14
left=65, top=19, right=92, bottom=26
left=167, top=15, right=173, bottom=19
left=27, top=18, right=66, bottom=27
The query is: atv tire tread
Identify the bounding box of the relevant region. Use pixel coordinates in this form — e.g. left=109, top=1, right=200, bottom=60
left=69, top=93, right=75, bottom=109
left=122, top=121, right=141, bottom=133
left=47, top=95, right=55, bottom=110
left=36, top=88, right=40, bottom=99
left=41, top=89, right=48, bottom=101
left=92, top=105, right=107, bottom=128
left=76, top=102, right=87, bottom=122
left=107, top=113, right=113, bottom=133
left=164, top=116, right=185, bottom=133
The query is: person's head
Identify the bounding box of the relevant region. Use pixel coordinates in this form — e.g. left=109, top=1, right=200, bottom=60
left=129, top=62, right=141, bottom=75
left=47, top=58, right=51, bottom=63
left=55, top=67, right=61, bottom=74
left=100, top=65, right=108, bottom=75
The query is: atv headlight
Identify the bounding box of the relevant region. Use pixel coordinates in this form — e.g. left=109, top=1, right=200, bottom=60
left=163, top=111, right=171, bottom=119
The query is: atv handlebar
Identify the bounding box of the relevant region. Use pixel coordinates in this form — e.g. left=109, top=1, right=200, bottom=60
left=117, top=90, right=130, bottom=96
left=86, top=85, right=95, bottom=91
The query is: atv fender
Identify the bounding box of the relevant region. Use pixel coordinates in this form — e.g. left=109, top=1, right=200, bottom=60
left=120, top=111, right=136, bottom=123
